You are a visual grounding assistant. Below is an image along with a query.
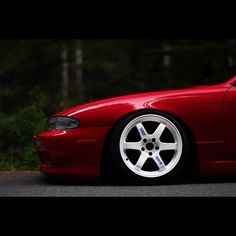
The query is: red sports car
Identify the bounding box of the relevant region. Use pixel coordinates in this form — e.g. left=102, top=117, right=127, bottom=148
left=34, top=76, right=236, bottom=184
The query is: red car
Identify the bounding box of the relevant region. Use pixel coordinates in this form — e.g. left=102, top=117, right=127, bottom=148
left=34, top=76, right=236, bottom=184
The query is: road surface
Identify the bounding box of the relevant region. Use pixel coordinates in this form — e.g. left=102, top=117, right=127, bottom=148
left=1, top=171, right=236, bottom=197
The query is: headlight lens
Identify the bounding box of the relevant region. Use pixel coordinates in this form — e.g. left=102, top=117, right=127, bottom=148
left=46, top=116, right=80, bottom=131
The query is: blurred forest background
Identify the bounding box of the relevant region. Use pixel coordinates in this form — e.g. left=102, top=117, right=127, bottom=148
left=0, top=39, right=236, bottom=170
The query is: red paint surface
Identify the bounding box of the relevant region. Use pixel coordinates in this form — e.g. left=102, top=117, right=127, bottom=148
left=34, top=76, right=236, bottom=179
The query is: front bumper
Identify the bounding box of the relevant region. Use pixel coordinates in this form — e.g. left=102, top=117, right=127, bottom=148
left=34, top=127, right=111, bottom=180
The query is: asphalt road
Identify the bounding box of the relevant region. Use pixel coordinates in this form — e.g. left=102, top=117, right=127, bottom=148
left=1, top=171, right=236, bottom=197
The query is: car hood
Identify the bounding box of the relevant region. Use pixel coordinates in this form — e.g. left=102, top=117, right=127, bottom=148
left=54, top=90, right=180, bottom=117
left=53, top=85, right=226, bottom=125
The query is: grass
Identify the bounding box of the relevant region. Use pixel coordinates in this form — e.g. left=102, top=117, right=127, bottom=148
left=0, top=148, right=40, bottom=171
left=0, top=162, right=39, bottom=171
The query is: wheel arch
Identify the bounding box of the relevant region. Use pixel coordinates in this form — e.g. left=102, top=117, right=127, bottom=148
left=100, top=108, right=199, bottom=182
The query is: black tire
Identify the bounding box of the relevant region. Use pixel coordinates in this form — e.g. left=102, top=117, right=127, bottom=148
left=109, top=110, right=191, bottom=184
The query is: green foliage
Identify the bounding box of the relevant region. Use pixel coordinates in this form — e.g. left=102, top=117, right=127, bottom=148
left=0, top=86, right=46, bottom=170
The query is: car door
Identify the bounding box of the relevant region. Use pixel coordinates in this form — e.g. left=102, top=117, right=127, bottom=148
left=223, top=83, right=236, bottom=160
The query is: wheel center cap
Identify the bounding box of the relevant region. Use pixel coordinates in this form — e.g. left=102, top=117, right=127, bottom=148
left=146, top=142, right=154, bottom=150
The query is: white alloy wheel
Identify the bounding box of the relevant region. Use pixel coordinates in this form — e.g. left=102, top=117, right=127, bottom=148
left=119, top=114, right=183, bottom=178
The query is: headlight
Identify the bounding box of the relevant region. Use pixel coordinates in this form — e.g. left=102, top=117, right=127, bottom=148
left=46, top=116, right=80, bottom=131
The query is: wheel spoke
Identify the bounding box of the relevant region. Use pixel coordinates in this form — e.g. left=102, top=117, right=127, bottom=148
left=160, top=142, right=177, bottom=151
left=152, top=155, right=166, bottom=170
left=135, top=153, right=149, bottom=171
left=123, top=141, right=141, bottom=150
left=119, top=114, right=183, bottom=178
left=136, top=122, right=148, bottom=138
left=153, top=123, right=166, bottom=140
